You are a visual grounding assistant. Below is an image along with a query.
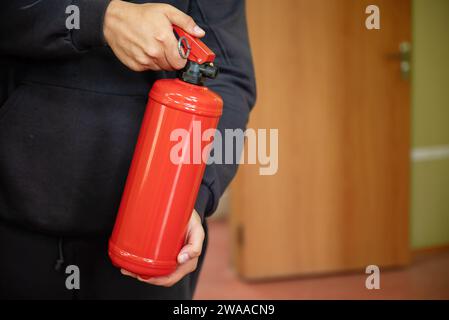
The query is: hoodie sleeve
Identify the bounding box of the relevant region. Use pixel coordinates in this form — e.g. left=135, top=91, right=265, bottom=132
left=0, top=0, right=111, bottom=58
left=191, top=0, right=257, bottom=220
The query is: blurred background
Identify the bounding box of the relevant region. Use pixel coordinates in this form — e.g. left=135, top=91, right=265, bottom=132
left=195, top=0, right=449, bottom=299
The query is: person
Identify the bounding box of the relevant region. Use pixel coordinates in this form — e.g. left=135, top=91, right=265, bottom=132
left=0, top=0, right=255, bottom=299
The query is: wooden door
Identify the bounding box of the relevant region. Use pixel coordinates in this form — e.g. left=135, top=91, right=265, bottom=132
left=231, top=0, right=411, bottom=279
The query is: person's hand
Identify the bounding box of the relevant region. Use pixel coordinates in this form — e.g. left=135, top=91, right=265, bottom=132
left=121, top=209, right=205, bottom=287
left=103, top=0, right=205, bottom=72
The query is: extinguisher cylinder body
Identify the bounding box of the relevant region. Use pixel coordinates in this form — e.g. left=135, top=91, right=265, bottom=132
left=109, top=79, right=223, bottom=277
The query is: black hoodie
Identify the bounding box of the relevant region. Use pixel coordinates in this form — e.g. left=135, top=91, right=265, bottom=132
left=0, top=0, right=256, bottom=236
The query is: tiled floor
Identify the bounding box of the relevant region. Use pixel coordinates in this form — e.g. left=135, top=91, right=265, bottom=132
left=195, top=220, right=449, bottom=300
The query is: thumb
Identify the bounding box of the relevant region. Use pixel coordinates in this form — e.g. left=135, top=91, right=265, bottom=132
left=177, top=215, right=205, bottom=264
left=165, top=7, right=205, bottom=37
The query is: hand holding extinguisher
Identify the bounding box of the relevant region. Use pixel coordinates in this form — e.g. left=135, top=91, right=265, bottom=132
left=103, top=2, right=206, bottom=72
left=109, top=26, right=223, bottom=280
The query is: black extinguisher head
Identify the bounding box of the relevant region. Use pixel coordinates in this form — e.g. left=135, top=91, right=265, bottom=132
left=173, top=25, right=219, bottom=85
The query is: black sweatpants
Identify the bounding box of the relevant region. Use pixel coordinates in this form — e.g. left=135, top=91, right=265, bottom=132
left=0, top=220, right=207, bottom=300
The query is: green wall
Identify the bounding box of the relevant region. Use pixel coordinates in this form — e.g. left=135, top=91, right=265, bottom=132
left=411, top=0, right=449, bottom=249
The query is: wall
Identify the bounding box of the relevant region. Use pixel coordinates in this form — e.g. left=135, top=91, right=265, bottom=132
left=411, top=0, right=449, bottom=248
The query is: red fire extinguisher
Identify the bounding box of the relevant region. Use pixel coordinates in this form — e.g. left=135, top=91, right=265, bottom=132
left=108, top=26, right=223, bottom=278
